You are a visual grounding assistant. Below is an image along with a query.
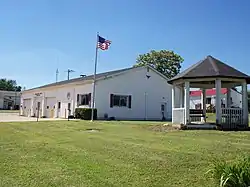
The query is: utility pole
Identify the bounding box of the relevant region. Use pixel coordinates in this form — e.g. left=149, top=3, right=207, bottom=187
left=65, top=69, right=75, bottom=80
left=14, top=88, right=16, bottom=110
left=56, top=68, right=59, bottom=83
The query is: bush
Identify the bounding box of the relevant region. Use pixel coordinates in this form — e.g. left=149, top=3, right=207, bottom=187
left=75, top=108, right=97, bottom=120
left=207, top=156, right=250, bottom=187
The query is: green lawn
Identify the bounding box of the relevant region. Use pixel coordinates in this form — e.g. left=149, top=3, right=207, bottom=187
left=0, top=110, right=19, bottom=113
left=1, top=121, right=250, bottom=187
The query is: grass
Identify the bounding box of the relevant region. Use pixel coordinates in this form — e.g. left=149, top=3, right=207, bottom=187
left=207, top=155, right=250, bottom=186
left=0, top=110, right=19, bottom=113
left=206, top=113, right=216, bottom=122
left=1, top=120, right=250, bottom=187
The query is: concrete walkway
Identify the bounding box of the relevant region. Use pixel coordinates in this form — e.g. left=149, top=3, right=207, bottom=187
left=0, top=112, right=69, bottom=122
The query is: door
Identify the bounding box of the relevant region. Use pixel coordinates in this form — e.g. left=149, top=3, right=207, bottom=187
left=23, top=99, right=31, bottom=116
left=45, top=97, right=56, bottom=118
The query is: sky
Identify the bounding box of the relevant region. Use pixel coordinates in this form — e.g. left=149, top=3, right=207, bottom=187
left=0, top=0, right=250, bottom=89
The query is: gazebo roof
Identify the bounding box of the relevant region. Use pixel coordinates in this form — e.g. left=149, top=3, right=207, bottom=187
left=168, top=55, right=250, bottom=84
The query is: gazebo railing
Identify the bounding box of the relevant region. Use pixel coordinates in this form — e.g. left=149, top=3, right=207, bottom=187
left=172, top=108, right=185, bottom=124
left=221, top=108, right=244, bottom=129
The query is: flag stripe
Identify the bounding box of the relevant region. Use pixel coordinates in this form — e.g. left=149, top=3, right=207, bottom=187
left=97, top=36, right=111, bottom=50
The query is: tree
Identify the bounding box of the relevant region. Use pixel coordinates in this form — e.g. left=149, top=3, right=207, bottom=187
left=134, top=50, right=184, bottom=79
left=0, top=79, right=22, bottom=91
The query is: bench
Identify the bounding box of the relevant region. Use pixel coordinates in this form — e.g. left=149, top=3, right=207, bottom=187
left=190, top=109, right=206, bottom=122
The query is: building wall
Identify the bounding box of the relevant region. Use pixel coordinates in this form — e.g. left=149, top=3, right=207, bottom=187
left=95, top=66, right=173, bottom=120
left=228, top=89, right=242, bottom=108
left=0, top=91, right=21, bottom=109
left=190, top=89, right=242, bottom=109
left=0, top=98, right=3, bottom=109
left=21, top=83, right=92, bottom=118
left=21, top=66, right=174, bottom=120
left=190, top=96, right=200, bottom=109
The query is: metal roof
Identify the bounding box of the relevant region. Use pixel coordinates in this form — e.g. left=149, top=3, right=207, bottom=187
left=25, top=66, right=135, bottom=91
left=168, top=55, right=250, bottom=84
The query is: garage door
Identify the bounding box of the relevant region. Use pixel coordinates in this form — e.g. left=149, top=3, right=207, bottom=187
left=45, top=97, right=56, bottom=118
left=23, top=99, right=31, bottom=117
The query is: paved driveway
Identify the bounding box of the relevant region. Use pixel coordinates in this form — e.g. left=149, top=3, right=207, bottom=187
left=0, top=112, right=68, bottom=122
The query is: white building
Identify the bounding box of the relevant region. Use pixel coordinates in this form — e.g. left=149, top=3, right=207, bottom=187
left=190, top=88, right=242, bottom=109
left=0, top=91, right=21, bottom=110
left=20, top=66, right=174, bottom=120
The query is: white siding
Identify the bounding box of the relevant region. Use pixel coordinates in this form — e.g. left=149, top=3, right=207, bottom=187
left=95, top=67, right=172, bottom=120
left=0, top=98, right=3, bottom=109
left=190, top=96, right=201, bottom=109
left=190, top=89, right=242, bottom=109
left=21, top=83, right=93, bottom=118
left=225, top=90, right=242, bottom=108
left=21, top=66, right=174, bottom=120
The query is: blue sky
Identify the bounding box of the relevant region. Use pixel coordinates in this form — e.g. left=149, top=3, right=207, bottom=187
left=0, top=0, right=250, bottom=89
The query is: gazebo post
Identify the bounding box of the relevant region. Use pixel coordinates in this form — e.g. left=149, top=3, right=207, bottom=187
left=226, top=88, right=231, bottom=107
left=171, top=84, right=176, bottom=123
left=184, top=81, right=190, bottom=124
left=179, top=86, right=184, bottom=108
left=242, top=81, right=248, bottom=126
left=215, top=79, right=222, bottom=125
left=201, top=88, right=206, bottom=122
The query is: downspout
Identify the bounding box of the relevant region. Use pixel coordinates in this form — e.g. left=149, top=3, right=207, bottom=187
left=73, top=88, right=76, bottom=116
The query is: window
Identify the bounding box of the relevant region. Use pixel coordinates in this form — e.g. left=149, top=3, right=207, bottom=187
left=77, top=93, right=91, bottom=106
left=58, top=102, right=61, bottom=109
left=110, top=94, right=132, bottom=108
left=47, top=106, right=49, bottom=109
left=114, top=95, right=128, bottom=107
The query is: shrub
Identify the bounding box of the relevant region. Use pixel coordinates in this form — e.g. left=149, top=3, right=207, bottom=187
left=207, top=156, right=250, bottom=187
left=75, top=108, right=97, bottom=120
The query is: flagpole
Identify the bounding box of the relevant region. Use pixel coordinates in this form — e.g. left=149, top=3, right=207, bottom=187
left=91, top=32, right=99, bottom=121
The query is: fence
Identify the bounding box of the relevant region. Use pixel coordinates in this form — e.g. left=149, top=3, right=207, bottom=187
left=172, top=108, right=185, bottom=124
left=221, top=108, right=244, bottom=129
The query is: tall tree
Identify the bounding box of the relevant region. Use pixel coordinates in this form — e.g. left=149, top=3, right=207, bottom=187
left=0, top=79, right=22, bottom=91
left=134, top=50, right=184, bottom=79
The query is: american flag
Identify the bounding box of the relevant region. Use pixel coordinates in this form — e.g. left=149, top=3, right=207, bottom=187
left=97, top=35, right=111, bottom=50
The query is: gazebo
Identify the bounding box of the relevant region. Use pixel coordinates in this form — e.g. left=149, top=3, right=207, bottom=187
left=168, top=55, right=250, bottom=130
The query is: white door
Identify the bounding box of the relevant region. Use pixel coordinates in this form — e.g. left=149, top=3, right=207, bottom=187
left=23, top=99, right=31, bottom=117
left=45, top=97, right=56, bottom=118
